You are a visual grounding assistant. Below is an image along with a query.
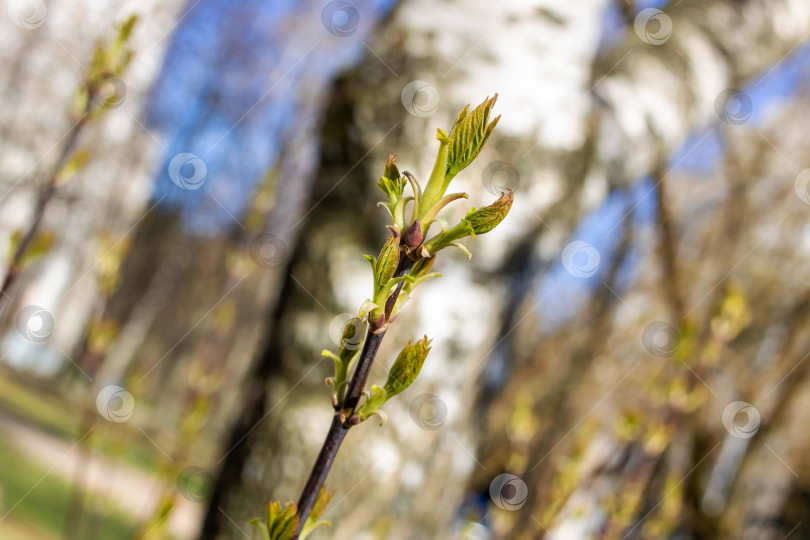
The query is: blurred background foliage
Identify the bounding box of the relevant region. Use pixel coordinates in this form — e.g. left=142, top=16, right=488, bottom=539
left=1, top=0, right=810, bottom=539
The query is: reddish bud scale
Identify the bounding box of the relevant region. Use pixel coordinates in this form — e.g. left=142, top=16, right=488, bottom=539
left=404, top=220, right=423, bottom=247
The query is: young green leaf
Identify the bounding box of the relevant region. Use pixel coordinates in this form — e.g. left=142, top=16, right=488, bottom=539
left=117, top=15, right=138, bottom=45
left=357, top=299, right=382, bottom=320
left=251, top=501, right=299, bottom=540
left=299, top=486, right=335, bottom=539
left=372, top=236, right=401, bottom=305
left=356, top=385, right=388, bottom=421
left=419, top=95, right=501, bottom=219
left=378, top=155, right=407, bottom=229
left=378, top=154, right=404, bottom=202
left=422, top=189, right=513, bottom=258
left=445, top=94, right=500, bottom=183
left=383, top=336, right=432, bottom=398
left=83, top=16, right=138, bottom=119
left=466, top=189, right=514, bottom=234
left=323, top=316, right=367, bottom=405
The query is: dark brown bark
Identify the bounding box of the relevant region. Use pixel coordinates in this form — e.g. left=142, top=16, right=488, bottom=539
left=292, top=255, right=413, bottom=537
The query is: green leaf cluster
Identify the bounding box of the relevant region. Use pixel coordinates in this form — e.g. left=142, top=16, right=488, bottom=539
left=419, top=94, right=501, bottom=219
left=252, top=95, right=513, bottom=538
left=250, top=487, right=334, bottom=540
left=75, top=15, right=138, bottom=116
left=373, top=95, right=512, bottom=267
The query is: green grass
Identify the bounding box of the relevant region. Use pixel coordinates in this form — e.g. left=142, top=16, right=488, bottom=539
left=0, top=371, right=163, bottom=473
left=0, top=372, right=78, bottom=439
left=0, top=436, right=138, bottom=540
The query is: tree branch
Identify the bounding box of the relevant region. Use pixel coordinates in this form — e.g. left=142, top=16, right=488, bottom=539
left=0, top=106, right=89, bottom=316
left=292, top=254, right=414, bottom=538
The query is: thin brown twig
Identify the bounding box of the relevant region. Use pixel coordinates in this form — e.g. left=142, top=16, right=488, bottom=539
left=292, top=253, right=413, bottom=538
left=0, top=103, right=90, bottom=316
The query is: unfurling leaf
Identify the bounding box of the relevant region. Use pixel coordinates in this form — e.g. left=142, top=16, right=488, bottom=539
left=116, top=15, right=138, bottom=45
left=384, top=336, right=432, bottom=398
left=419, top=95, right=500, bottom=218
left=466, top=189, right=514, bottom=234
left=356, top=385, right=388, bottom=421
left=353, top=338, right=431, bottom=423
left=378, top=155, right=408, bottom=229
left=250, top=500, right=299, bottom=540
left=371, top=236, right=401, bottom=305
left=377, top=154, right=403, bottom=201
left=82, top=15, right=137, bottom=118
left=421, top=190, right=513, bottom=258
left=299, top=485, right=335, bottom=539
left=323, top=316, right=366, bottom=405
left=357, top=299, right=382, bottom=320
left=445, top=94, right=500, bottom=183
left=267, top=501, right=299, bottom=540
